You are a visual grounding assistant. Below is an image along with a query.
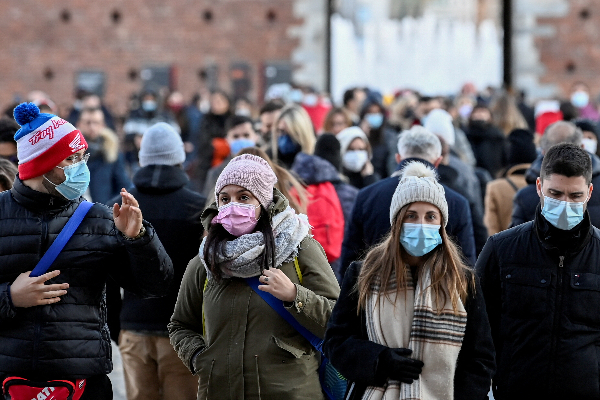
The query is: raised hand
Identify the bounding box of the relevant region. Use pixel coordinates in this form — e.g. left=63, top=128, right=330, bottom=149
left=258, top=268, right=297, bottom=302
left=113, top=188, right=143, bottom=238
left=10, top=270, right=69, bottom=308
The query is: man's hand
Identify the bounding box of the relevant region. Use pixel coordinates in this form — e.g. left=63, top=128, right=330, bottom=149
left=258, top=268, right=297, bottom=302
left=10, top=270, right=69, bottom=308
left=113, top=188, right=143, bottom=238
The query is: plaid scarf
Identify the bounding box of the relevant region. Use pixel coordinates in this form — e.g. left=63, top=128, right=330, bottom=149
left=363, top=268, right=467, bottom=400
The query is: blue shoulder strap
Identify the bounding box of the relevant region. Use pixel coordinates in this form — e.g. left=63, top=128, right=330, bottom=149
left=30, top=201, right=94, bottom=278
left=245, top=276, right=323, bottom=352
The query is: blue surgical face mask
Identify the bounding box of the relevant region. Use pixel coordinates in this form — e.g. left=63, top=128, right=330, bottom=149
left=142, top=100, right=157, bottom=112
left=44, top=158, right=91, bottom=200
left=230, top=138, right=255, bottom=156
left=400, top=223, right=443, bottom=257
left=571, top=91, right=590, bottom=108
left=365, top=113, right=383, bottom=129
left=541, top=195, right=587, bottom=230
left=277, top=134, right=301, bottom=156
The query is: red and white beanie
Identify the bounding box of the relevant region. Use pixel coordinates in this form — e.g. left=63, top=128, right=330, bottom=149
left=13, top=103, right=88, bottom=180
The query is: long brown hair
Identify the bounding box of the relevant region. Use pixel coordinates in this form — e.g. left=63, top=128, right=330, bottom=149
left=357, top=205, right=474, bottom=314
left=237, top=147, right=309, bottom=214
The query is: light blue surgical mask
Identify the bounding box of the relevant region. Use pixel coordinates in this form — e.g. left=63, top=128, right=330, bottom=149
left=44, top=157, right=91, bottom=200
left=365, top=113, right=384, bottom=129
left=571, top=91, right=590, bottom=108
left=400, top=223, right=442, bottom=257
left=142, top=100, right=157, bottom=112
left=230, top=138, right=255, bottom=156
left=541, top=195, right=587, bottom=230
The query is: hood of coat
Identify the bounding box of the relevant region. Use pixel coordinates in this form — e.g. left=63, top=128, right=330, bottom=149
left=132, top=164, right=189, bottom=195
left=290, top=152, right=341, bottom=185
left=86, top=128, right=119, bottom=164
left=201, top=187, right=289, bottom=232
left=466, top=120, right=505, bottom=143
left=525, top=152, right=600, bottom=185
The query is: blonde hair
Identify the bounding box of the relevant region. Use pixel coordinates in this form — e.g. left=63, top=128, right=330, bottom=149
left=490, top=93, right=528, bottom=136
left=276, top=104, right=316, bottom=155
left=323, top=107, right=352, bottom=133
left=357, top=205, right=474, bottom=314
left=237, top=147, right=309, bottom=214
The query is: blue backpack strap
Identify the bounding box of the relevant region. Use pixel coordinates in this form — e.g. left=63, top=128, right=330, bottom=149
left=245, top=276, right=323, bottom=352
left=30, top=201, right=94, bottom=278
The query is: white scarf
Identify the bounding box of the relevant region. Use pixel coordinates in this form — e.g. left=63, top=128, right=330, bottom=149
left=363, top=269, right=467, bottom=400
left=200, top=206, right=310, bottom=279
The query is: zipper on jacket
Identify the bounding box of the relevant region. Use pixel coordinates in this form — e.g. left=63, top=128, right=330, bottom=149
left=205, top=359, right=214, bottom=400
left=32, top=213, right=50, bottom=371
left=549, top=255, right=565, bottom=391
left=255, top=355, right=262, bottom=400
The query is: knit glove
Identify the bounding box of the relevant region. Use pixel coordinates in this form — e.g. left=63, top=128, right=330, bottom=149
left=377, top=348, right=424, bottom=384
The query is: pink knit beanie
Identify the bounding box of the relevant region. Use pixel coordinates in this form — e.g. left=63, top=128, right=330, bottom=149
left=215, top=154, right=278, bottom=209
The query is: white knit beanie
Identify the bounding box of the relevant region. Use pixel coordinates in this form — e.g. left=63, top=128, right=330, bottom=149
left=424, top=108, right=455, bottom=147
left=138, top=122, right=186, bottom=167
left=389, top=161, right=448, bottom=226
left=336, top=126, right=369, bottom=155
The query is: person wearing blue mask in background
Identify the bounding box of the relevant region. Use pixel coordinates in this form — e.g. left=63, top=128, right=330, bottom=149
left=477, top=142, right=600, bottom=400
left=203, top=115, right=259, bottom=199
left=272, top=104, right=315, bottom=169
left=359, top=101, right=398, bottom=179
left=324, top=161, right=494, bottom=400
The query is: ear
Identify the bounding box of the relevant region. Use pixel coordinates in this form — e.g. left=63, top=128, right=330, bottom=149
left=536, top=177, right=543, bottom=199
left=588, top=183, right=593, bottom=200
left=395, top=153, right=401, bottom=164
left=433, top=156, right=443, bottom=168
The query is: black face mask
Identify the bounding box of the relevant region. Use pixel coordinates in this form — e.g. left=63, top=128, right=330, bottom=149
left=469, top=119, right=491, bottom=130
left=402, top=107, right=415, bottom=119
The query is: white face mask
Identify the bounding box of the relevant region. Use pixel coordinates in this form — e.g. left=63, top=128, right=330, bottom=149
left=343, top=150, right=369, bottom=173
left=582, top=138, right=598, bottom=154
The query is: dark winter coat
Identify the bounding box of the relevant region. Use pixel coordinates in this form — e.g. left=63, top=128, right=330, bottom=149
left=476, top=207, right=600, bottom=400
left=339, top=158, right=476, bottom=279
left=511, top=153, right=600, bottom=228
left=108, top=165, right=205, bottom=334
left=86, top=132, right=131, bottom=205
left=343, top=169, right=380, bottom=190
left=466, top=120, right=507, bottom=178
left=0, top=178, right=173, bottom=380
left=324, top=262, right=495, bottom=400
left=194, top=112, right=232, bottom=191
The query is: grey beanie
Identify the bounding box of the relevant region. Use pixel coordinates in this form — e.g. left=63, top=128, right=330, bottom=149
left=139, top=122, right=186, bottom=167
left=389, top=161, right=448, bottom=226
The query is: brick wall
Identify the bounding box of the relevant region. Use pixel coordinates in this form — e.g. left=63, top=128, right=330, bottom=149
left=0, top=0, right=301, bottom=115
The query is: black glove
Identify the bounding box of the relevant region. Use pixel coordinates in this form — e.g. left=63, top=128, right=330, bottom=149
left=377, top=348, right=424, bottom=384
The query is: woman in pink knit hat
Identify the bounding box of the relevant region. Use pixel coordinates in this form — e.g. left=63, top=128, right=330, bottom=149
left=169, top=154, right=340, bottom=400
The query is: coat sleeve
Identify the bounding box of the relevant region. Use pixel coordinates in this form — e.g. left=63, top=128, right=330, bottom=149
left=168, top=256, right=207, bottom=374
left=340, top=193, right=365, bottom=279
left=111, top=153, right=132, bottom=194
left=453, top=196, right=476, bottom=266
left=0, top=283, right=16, bottom=321
left=510, top=189, right=529, bottom=228
left=108, top=220, right=174, bottom=298
left=323, top=262, right=390, bottom=387
left=286, top=238, right=340, bottom=339
left=483, top=185, right=501, bottom=236
left=454, top=273, right=496, bottom=400
left=475, top=237, right=503, bottom=365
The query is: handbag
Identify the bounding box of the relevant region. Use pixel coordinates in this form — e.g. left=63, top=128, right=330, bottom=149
left=2, top=201, right=93, bottom=400
left=246, top=274, right=348, bottom=400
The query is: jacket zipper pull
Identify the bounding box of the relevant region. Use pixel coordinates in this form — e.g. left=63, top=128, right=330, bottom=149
left=49, top=197, right=53, bottom=206
left=559, top=256, right=564, bottom=268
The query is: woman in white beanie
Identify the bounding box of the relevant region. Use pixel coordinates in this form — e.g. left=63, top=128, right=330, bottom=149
left=169, top=154, right=340, bottom=400
left=324, top=161, right=495, bottom=400
left=336, top=126, right=380, bottom=189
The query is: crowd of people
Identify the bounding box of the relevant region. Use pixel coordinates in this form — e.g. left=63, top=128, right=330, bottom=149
left=1, top=79, right=600, bottom=400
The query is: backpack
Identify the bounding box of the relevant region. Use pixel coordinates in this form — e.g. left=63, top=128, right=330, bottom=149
left=305, top=182, right=344, bottom=262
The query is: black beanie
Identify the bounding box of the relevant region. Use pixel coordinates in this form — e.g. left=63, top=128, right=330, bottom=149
left=574, top=118, right=598, bottom=138
left=507, top=128, right=537, bottom=166
left=314, top=133, right=342, bottom=171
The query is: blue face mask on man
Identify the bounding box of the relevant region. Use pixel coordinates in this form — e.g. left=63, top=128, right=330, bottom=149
left=541, top=195, right=587, bottom=231
left=229, top=138, right=255, bottom=156
left=400, top=223, right=443, bottom=257
left=44, top=157, right=91, bottom=200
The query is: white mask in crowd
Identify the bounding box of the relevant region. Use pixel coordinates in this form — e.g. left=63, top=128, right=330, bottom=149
left=343, top=150, right=369, bottom=173
left=571, top=91, right=590, bottom=108
left=582, top=138, right=598, bottom=154
left=303, top=94, right=319, bottom=107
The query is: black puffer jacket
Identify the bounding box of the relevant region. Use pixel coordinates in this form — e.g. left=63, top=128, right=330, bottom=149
left=477, top=207, right=600, bottom=399
left=0, top=178, right=173, bottom=380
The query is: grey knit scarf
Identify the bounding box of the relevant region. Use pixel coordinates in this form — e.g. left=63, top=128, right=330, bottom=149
left=200, top=206, right=310, bottom=279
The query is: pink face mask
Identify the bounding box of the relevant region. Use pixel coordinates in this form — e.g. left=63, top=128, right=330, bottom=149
left=212, top=202, right=260, bottom=236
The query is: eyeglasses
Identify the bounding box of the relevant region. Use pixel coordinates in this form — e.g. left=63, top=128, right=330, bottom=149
left=65, top=153, right=90, bottom=165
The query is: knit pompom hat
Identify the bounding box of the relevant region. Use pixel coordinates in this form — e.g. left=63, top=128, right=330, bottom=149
left=215, top=154, right=278, bottom=209
left=390, top=161, right=448, bottom=226
left=13, top=102, right=88, bottom=180
left=138, top=122, right=186, bottom=167
left=336, top=126, right=369, bottom=155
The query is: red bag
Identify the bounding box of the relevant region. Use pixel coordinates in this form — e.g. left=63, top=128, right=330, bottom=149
left=305, top=182, right=345, bottom=262
left=2, top=377, right=85, bottom=400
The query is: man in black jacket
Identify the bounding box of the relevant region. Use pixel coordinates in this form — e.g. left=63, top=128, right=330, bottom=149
left=477, top=143, right=599, bottom=399
left=0, top=103, right=173, bottom=399
left=340, top=126, right=476, bottom=278
left=108, top=122, right=205, bottom=400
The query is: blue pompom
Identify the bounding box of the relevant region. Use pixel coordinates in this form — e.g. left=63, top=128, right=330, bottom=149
left=13, top=102, right=40, bottom=126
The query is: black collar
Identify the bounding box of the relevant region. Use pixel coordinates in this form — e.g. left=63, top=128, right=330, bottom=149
left=534, top=204, right=592, bottom=254
left=10, top=175, right=74, bottom=213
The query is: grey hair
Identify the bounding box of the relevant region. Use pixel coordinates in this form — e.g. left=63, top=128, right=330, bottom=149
left=396, top=125, right=442, bottom=162
left=540, top=121, right=583, bottom=154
